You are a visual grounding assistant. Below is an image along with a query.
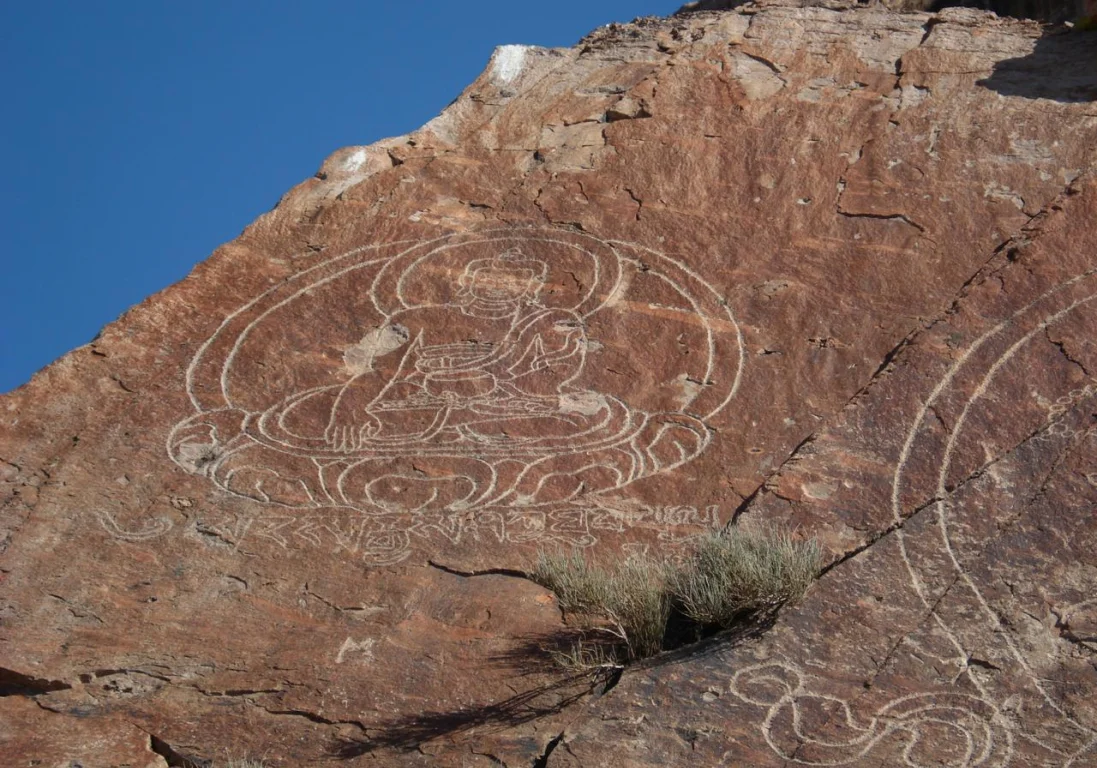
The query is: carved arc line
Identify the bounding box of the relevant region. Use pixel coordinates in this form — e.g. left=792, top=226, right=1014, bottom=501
left=376, top=233, right=617, bottom=318
left=250, top=394, right=643, bottom=461
left=183, top=238, right=420, bottom=410
left=645, top=264, right=720, bottom=412
left=891, top=266, right=1097, bottom=573
left=754, top=687, right=1006, bottom=767
left=609, top=240, right=745, bottom=419
left=92, top=509, right=173, bottom=541
left=1063, top=737, right=1097, bottom=768
left=890, top=268, right=1097, bottom=746
left=737, top=658, right=1009, bottom=763
left=217, top=253, right=393, bottom=409
left=932, top=292, right=1097, bottom=739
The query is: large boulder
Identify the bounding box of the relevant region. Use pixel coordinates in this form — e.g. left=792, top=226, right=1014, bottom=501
left=2, top=4, right=1096, bottom=765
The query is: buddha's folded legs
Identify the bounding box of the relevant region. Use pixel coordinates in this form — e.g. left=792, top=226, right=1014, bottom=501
left=335, top=455, right=499, bottom=513
left=169, top=404, right=710, bottom=514
left=211, top=441, right=327, bottom=508
left=508, top=412, right=710, bottom=506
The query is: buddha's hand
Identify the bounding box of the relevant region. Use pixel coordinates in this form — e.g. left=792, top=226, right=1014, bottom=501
left=423, top=370, right=497, bottom=401
left=324, top=407, right=382, bottom=452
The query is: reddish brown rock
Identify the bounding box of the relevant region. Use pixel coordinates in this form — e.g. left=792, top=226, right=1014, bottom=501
left=555, top=173, right=1097, bottom=768
left=0, top=695, right=167, bottom=767
left=2, top=4, right=1097, bottom=766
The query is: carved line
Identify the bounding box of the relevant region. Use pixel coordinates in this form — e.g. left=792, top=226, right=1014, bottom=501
left=173, top=230, right=744, bottom=544
left=377, top=233, right=616, bottom=319
left=610, top=240, right=745, bottom=419
left=891, top=270, right=1097, bottom=750
left=183, top=238, right=420, bottom=410
left=1063, top=737, right=1097, bottom=768
left=729, top=661, right=1012, bottom=767
left=217, top=253, right=393, bottom=408
left=932, top=293, right=1097, bottom=738
left=93, top=509, right=173, bottom=541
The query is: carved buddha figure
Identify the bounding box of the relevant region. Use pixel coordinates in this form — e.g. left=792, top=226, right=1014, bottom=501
left=171, top=246, right=710, bottom=514
left=310, top=249, right=601, bottom=453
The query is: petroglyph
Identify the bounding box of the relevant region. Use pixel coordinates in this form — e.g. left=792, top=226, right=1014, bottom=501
left=730, top=661, right=1013, bottom=767
left=184, top=500, right=728, bottom=566
left=335, top=637, right=376, bottom=665
left=92, top=508, right=173, bottom=541
left=732, top=269, right=1097, bottom=766
left=168, top=227, right=743, bottom=562
left=884, top=272, right=1097, bottom=765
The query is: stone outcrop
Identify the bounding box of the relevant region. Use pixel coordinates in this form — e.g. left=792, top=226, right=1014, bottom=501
left=678, top=0, right=1097, bottom=23
left=2, top=3, right=1096, bottom=766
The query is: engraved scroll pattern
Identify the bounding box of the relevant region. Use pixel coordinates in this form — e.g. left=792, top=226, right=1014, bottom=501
left=731, top=270, right=1097, bottom=766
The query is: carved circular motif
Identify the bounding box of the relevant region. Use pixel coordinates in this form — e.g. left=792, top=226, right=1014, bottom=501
left=168, top=226, right=743, bottom=561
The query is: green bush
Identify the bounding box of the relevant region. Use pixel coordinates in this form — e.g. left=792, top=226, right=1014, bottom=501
left=533, top=524, right=821, bottom=665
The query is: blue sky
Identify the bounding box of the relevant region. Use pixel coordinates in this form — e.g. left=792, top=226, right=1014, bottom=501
left=0, top=1, right=677, bottom=393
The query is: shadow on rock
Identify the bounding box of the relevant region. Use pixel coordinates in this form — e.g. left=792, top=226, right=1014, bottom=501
left=330, top=664, right=596, bottom=758
left=332, top=614, right=778, bottom=759
left=641, top=608, right=778, bottom=669
left=978, top=29, right=1097, bottom=102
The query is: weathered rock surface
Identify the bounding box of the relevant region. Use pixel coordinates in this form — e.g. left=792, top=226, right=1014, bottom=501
left=2, top=4, right=1096, bottom=766
left=677, top=0, right=1097, bottom=25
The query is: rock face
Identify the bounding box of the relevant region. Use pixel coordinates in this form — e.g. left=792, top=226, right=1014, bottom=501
left=677, top=0, right=1096, bottom=24
left=2, top=4, right=1097, bottom=766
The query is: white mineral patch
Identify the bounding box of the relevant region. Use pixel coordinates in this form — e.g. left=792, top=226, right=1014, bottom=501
left=559, top=391, right=606, bottom=416
left=492, top=45, right=528, bottom=85
left=342, top=148, right=368, bottom=172
left=802, top=481, right=838, bottom=500
left=674, top=373, right=703, bottom=410
left=731, top=52, right=785, bottom=101
left=344, top=324, right=409, bottom=374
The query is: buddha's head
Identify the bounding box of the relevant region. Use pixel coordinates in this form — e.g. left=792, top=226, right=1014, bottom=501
left=458, top=249, right=548, bottom=308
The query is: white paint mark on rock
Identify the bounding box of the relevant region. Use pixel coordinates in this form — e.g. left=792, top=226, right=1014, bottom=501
left=344, top=324, right=410, bottom=375
left=674, top=373, right=704, bottom=411
left=335, top=636, right=376, bottom=664
left=492, top=45, right=528, bottom=85
left=560, top=391, right=607, bottom=416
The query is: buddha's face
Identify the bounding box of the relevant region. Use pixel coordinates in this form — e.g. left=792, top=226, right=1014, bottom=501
left=467, top=266, right=540, bottom=303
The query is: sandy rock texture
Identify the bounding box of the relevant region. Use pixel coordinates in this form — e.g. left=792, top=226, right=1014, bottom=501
left=2, top=3, right=1096, bottom=765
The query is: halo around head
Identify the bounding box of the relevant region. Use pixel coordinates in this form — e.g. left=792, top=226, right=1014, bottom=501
left=370, top=228, right=622, bottom=318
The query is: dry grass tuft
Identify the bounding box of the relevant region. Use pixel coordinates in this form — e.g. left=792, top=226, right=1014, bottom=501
left=533, top=524, right=821, bottom=665
left=670, top=525, right=821, bottom=627
left=534, top=550, right=669, bottom=661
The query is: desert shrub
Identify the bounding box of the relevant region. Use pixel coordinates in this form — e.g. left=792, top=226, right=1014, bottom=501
left=533, top=550, right=613, bottom=614
left=603, top=555, right=671, bottom=659
left=548, top=633, right=628, bottom=672
left=534, top=550, right=669, bottom=661
left=534, top=524, right=820, bottom=665
left=669, top=525, right=821, bottom=627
